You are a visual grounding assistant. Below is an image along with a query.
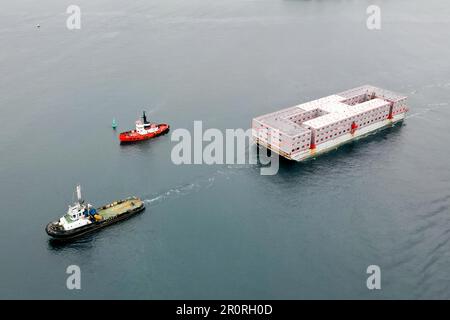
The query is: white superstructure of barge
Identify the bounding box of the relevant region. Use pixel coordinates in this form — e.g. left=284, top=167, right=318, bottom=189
left=252, top=85, right=408, bottom=161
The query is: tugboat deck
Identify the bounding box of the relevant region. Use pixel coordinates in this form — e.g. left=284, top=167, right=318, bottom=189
left=98, top=199, right=143, bottom=220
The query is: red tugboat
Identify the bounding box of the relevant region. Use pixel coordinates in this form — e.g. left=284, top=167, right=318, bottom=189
left=119, top=111, right=170, bottom=143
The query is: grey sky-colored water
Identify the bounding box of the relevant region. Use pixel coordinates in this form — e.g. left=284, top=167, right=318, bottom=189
left=1, top=0, right=450, bottom=299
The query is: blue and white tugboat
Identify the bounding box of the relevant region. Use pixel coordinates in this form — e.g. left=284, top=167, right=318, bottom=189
left=46, top=185, right=145, bottom=240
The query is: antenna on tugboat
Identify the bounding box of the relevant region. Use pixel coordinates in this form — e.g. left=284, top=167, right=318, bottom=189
left=76, top=185, right=83, bottom=204
left=142, top=110, right=149, bottom=124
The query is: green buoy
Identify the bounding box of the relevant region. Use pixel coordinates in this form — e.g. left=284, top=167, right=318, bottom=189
left=112, top=118, right=117, bottom=129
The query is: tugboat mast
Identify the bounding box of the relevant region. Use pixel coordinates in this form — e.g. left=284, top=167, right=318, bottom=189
left=142, top=111, right=149, bottom=125
left=76, top=185, right=83, bottom=204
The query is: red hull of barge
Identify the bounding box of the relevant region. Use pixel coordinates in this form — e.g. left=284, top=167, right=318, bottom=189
left=119, top=124, right=170, bottom=143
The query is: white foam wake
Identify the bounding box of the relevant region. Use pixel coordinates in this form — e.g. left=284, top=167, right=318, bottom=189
left=406, top=102, right=449, bottom=119
left=142, top=173, right=218, bottom=207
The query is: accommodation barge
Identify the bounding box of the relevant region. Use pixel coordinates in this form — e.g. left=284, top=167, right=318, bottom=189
left=252, top=85, right=408, bottom=161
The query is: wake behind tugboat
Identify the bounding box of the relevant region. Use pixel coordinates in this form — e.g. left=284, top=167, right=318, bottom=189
left=46, top=185, right=145, bottom=241
left=119, top=111, right=170, bottom=143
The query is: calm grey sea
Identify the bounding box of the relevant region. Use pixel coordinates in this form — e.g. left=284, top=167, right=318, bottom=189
left=1, top=0, right=450, bottom=299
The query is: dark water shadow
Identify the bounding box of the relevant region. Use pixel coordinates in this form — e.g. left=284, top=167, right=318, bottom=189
left=47, top=235, right=98, bottom=252
left=268, top=122, right=406, bottom=180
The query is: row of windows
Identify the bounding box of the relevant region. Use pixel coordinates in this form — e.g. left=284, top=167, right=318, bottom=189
left=258, top=135, right=310, bottom=145
left=289, top=114, right=318, bottom=124
left=264, top=138, right=307, bottom=147
left=359, top=116, right=386, bottom=127
left=316, top=109, right=389, bottom=137
left=393, top=108, right=407, bottom=114
left=315, top=114, right=389, bottom=143
left=292, top=139, right=308, bottom=144
left=291, top=145, right=309, bottom=152
left=345, top=112, right=389, bottom=130
left=344, top=96, right=369, bottom=106
left=316, top=129, right=350, bottom=142
left=292, top=134, right=311, bottom=141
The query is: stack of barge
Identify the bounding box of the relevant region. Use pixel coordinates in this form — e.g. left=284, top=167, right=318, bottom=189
left=252, top=85, right=409, bottom=161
